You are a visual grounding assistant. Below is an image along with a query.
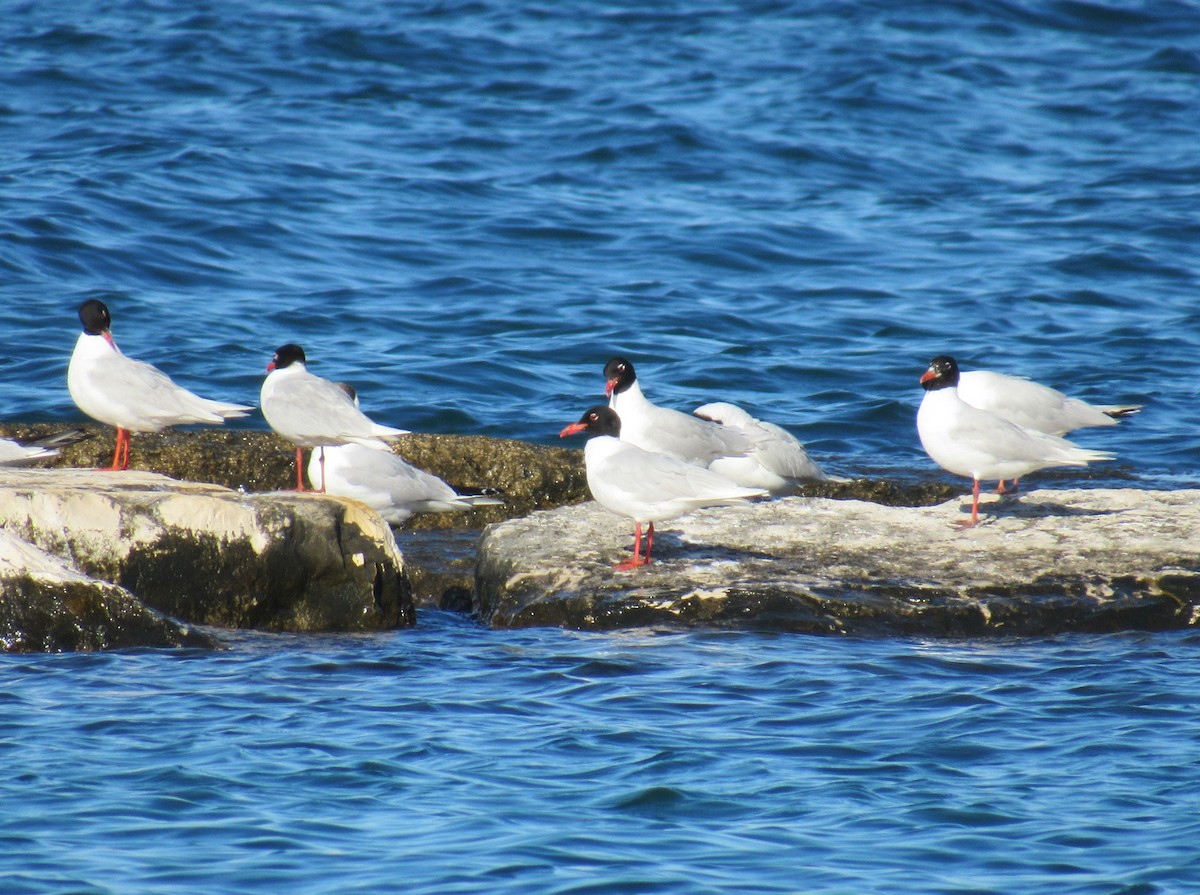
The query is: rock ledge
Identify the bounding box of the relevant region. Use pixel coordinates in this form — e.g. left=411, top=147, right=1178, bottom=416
left=477, top=488, right=1200, bottom=636
left=0, top=468, right=414, bottom=650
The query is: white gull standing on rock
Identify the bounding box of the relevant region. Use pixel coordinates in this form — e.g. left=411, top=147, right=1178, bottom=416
left=603, top=356, right=749, bottom=467
left=917, top=355, right=1115, bottom=530
left=67, top=299, right=251, bottom=470
left=260, top=344, right=408, bottom=492
left=561, top=405, right=766, bottom=570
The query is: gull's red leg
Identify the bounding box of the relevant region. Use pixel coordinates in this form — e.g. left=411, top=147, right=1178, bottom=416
left=106, top=428, right=129, bottom=470
left=956, top=478, right=981, bottom=530
left=615, top=522, right=649, bottom=571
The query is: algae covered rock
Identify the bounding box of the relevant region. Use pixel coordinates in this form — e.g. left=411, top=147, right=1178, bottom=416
left=0, top=424, right=590, bottom=615
left=0, top=528, right=218, bottom=652
left=390, top=433, right=588, bottom=529
left=0, top=424, right=589, bottom=528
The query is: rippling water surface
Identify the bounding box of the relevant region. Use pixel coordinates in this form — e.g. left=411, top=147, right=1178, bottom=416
left=4, top=0, right=1198, bottom=483
left=3, top=0, right=1200, bottom=891
left=4, top=622, right=1200, bottom=895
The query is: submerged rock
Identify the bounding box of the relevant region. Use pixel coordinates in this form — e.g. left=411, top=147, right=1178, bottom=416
left=0, top=468, right=413, bottom=637
left=476, top=488, right=1200, bottom=635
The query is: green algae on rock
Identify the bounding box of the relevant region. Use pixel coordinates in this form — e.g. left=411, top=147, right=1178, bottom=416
left=0, top=528, right=218, bottom=652
left=0, top=424, right=589, bottom=528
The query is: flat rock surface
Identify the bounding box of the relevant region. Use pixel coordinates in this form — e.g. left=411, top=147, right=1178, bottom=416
left=0, top=424, right=589, bottom=529
left=477, top=488, right=1200, bottom=635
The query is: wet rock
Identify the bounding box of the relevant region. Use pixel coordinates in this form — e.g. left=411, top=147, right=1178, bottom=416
left=389, top=433, right=589, bottom=529
left=0, top=468, right=413, bottom=634
left=399, top=528, right=483, bottom=611
left=0, top=529, right=219, bottom=652
left=476, top=488, right=1200, bottom=635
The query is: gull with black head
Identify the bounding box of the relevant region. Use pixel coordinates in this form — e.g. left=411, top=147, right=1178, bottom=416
left=260, top=344, right=408, bottom=492
left=68, top=299, right=250, bottom=470
left=603, top=356, right=749, bottom=467
left=561, top=405, right=766, bottom=570
left=917, top=355, right=1115, bottom=529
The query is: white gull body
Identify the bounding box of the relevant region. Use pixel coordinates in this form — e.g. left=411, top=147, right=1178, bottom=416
left=68, top=328, right=250, bottom=434
left=917, top=356, right=1115, bottom=528
left=693, top=401, right=837, bottom=494
left=584, top=434, right=765, bottom=522
left=0, top=429, right=87, bottom=466
left=68, top=299, right=250, bottom=469
left=957, top=369, right=1141, bottom=437
left=260, top=351, right=408, bottom=452
left=0, top=439, right=57, bottom=465
left=308, top=443, right=501, bottom=525
left=563, top=405, right=765, bottom=568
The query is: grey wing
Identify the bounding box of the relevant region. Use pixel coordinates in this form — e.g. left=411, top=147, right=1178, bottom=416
left=959, top=371, right=1112, bottom=435
left=947, top=404, right=1081, bottom=466
left=272, top=377, right=381, bottom=442
left=96, top=355, right=222, bottom=424
left=746, top=420, right=828, bottom=480
left=0, top=439, right=54, bottom=465
left=341, top=449, right=458, bottom=504
left=672, top=410, right=752, bottom=460
left=609, top=448, right=757, bottom=503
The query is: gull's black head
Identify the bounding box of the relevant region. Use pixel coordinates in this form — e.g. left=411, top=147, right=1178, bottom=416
left=560, top=405, right=622, bottom=439
left=78, top=299, right=111, bottom=336
left=603, top=357, right=636, bottom=397
left=268, top=344, right=307, bottom=372
left=920, top=355, right=960, bottom=391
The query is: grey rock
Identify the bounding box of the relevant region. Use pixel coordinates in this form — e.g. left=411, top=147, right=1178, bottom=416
left=0, top=424, right=590, bottom=529
left=0, top=423, right=960, bottom=613
left=477, top=488, right=1200, bottom=635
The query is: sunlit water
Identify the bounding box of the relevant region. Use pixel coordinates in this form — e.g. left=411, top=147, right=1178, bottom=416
left=2, top=0, right=1200, bottom=891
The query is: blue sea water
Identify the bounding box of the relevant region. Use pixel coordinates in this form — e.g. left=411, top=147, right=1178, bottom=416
left=5, top=626, right=1200, bottom=894
left=3, top=0, right=1200, bottom=891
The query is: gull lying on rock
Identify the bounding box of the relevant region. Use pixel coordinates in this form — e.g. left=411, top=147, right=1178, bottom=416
left=309, top=443, right=502, bottom=525
left=0, top=429, right=88, bottom=466
left=692, top=401, right=840, bottom=494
